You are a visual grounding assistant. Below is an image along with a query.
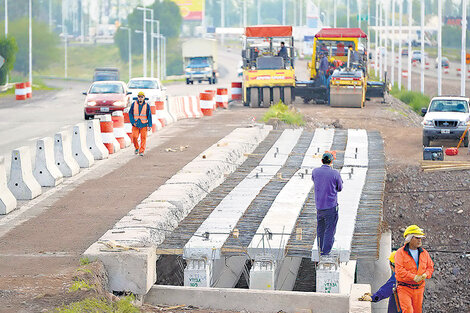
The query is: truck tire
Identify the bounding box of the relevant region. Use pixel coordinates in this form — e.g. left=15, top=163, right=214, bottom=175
left=284, top=87, right=292, bottom=105
left=262, top=87, right=271, bottom=108
left=186, top=78, right=190, bottom=85
left=272, top=87, right=281, bottom=105
left=422, top=136, right=431, bottom=147
left=250, top=88, right=259, bottom=108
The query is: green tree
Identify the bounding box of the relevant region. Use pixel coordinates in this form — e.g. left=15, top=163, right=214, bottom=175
left=0, top=35, right=18, bottom=85
left=8, top=18, right=60, bottom=75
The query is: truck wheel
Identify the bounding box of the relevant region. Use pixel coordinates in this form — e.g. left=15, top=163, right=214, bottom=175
left=250, top=88, right=259, bottom=108
left=422, top=136, right=431, bottom=147
left=186, top=78, right=190, bottom=85
left=284, top=87, right=292, bottom=105
left=262, top=87, right=271, bottom=108
left=272, top=87, right=281, bottom=105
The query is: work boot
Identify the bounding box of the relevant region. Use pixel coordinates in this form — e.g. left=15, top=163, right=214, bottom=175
left=134, top=149, right=139, bottom=155
left=139, top=152, right=144, bottom=156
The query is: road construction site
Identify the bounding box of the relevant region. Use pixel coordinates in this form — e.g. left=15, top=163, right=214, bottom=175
left=0, top=48, right=469, bottom=313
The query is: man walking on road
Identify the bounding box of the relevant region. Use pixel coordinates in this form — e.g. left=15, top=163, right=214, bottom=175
left=394, top=225, right=434, bottom=313
left=359, top=251, right=401, bottom=313
left=312, top=152, right=343, bottom=256
left=129, top=91, right=152, bottom=156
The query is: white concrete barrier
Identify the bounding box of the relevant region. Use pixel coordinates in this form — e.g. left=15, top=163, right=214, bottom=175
left=0, top=156, right=17, bottom=214
left=7, top=146, right=42, bottom=200
left=33, top=137, right=64, bottom=187
left=54, top=130, right=80, bottom=177
left=167, top=97, right=179, bottom=123
left=86, top=119, right=109, bottom=160
left=72, top=123, right=95, bottom=168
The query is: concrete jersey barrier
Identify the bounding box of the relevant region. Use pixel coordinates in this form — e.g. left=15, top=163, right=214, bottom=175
left=8, top=146, right=42, bottom=200
left=33, top=137, right=64, bottom=187
left=0, top=156, right=17, bottom=214
left=87, top=119, right=110, bottom=160
left=72, top=123, right=95, bottom=168
left=54, top=130, right=80, bottom=177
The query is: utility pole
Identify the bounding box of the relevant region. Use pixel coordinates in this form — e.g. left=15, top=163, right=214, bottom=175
left=398, top=0, right=403, bottom=90
left=384, top=0, right=388, bottom=83
left=137, top=7, right=147, bottom=77
left=407, top=0, right=412, bottom=91
left=358, top=0, right=361, bottom=29
left=121, top=26, right=132, bottom=81
left=437, top=0, right=442, bottom=95
left=347, top=0, right=350, bottom=28
left=420, top=0, right=424, bottom=93
left=367, top=0, right=370, bottom=63
left=391, top=0, right=395, bottom=86
left=80, top=0, right=84, bottom=43
left=243, top=0, right=247, bottom=27
left=379, top=0, right=383, bottom=80
left=49, top=0, right=52, bottom=31
left=461, top=0, right=467, bottom=96
left=334, top=0, right=337, bottom=28
left=62, top=0, right=68, bottom=79
left=221, top=0, right=225, bottom=46
left=299, top=0, right=302, bottom=27
left=257, top=0, right=261, bottom=25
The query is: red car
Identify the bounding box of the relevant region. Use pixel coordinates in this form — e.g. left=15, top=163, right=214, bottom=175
left=83, top=81, right=131, bottom=119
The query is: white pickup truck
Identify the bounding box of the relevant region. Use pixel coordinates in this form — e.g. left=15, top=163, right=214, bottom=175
left=421, top=96, right=470, bottom=147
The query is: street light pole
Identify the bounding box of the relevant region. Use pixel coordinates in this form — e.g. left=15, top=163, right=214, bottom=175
left=461, top=0, right=467, bottom=96
left=243, top=0, right=247, bottom=27
left=49, top=0, right=52, bottom=31
left=121, top=26, right=132, bottom=81
left=398, top=0, right=403, bottom=90
left=282, top=0, right=286, bottom=25
left=407, top=0, right=412, bottom=91
left=334, top=0, right=337, bottom=28
left=62, top=0, right=68, bottom=79
left=347, top=0, right=350, bottom=28
left=420, top=0, right=424, bottom=94
left=221, top=0, right=225, bottom=46
left=375, top=0, right=378, bottom=76
left=257, top=0, right=261, bottom=25
left=437, top=0, right=442, bottom=95
left=29, top=0, right=32, bottom=85
left=358, top=0, right=361, bottom=29
left=379, top=0, right=383, bottom=80
left=391, top=0, right=395, bottom=87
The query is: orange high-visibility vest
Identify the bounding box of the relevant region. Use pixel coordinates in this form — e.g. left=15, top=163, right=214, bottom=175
left=133, top=101, right=148, bottom=123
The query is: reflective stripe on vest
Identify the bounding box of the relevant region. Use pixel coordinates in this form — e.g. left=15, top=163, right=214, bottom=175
left=133, top=101, right=148, bottom=123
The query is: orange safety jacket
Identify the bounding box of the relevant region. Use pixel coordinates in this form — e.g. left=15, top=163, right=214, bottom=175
left=133, top=101, right=148, bottom=124
left=394, top=244, right=434, bottom=289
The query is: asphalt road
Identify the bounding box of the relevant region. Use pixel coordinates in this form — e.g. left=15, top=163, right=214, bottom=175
left=0, top=49, right=242, bottom=175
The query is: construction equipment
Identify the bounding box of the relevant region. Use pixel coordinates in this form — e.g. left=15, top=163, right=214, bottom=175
left=241, top=26, right=296, bottom=107
left=445, top=124, right=470, bottom=156
left=295, top=28, right=385, bottom=107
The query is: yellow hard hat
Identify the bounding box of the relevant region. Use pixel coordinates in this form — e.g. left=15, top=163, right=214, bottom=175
left=388, top=251, right=397, bottom=264
left=403, top=225, right=425, bottom=238
left=137, top=91, right=145, bottom=96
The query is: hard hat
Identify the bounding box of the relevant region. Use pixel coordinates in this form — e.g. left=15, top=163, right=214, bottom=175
left=137, top=91, right=145, bottom=96
left=403, top=225, right=426, bottom=238
left=388, top=251, right=397, bottom=264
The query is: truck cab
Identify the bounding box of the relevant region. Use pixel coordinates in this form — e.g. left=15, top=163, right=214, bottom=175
left=182, top=38, right=218, bottom=85
left=421, top=96, right=470, bottom=147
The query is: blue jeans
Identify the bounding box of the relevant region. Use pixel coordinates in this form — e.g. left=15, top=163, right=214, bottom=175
left=317, top=206, right=339, bottom=256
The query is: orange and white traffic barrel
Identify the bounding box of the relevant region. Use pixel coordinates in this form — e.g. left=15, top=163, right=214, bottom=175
left=444, top=66, right=449, bottom=74
left=205, top=90, right=217, bottom=110
left=401, top=70, right=408, bottom=78
left=231, top=82, right=242, bottom=100
left=456, top=68, right=461, bottom=76
left=112, top=111, right=131, bottom=149
left=25, top=81, right=32, bottom=98
left=200, top=92, right=214, bottom=116
left=425, top=62, right=430, bottom=70
left=123, top=110, right=132, bottom=139
left=15, top=83, right=27, bottom=100
left=149, top=101, right=162, bottom=132
left=155, top=101, right=166, bottom=127
left=216, top=88, right=229, bottom=109
left=100, top=115, right=116, bottom=154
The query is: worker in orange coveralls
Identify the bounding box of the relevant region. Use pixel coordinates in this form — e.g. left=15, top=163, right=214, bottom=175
left=129, top=91, right=152, bottom=156
left=394, top=225, right=434, bottom=313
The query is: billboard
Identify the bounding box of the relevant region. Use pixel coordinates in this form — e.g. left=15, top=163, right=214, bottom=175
left=173, top=0, right=204, bottom=21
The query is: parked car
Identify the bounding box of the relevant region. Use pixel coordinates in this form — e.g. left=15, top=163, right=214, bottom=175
left=435, top=56, right=450, bottom=68
left=83, top=81, right=131, bottom=119
left=93, top=67, right=119, bottom=82
left=127, top=77, right=167, bottom=104
left=421, top=96, right=470, bottom=147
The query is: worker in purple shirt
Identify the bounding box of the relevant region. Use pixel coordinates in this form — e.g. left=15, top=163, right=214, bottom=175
left=318, top=53, right=329, bottom=86
left=311, top=152, right=343, bottom=256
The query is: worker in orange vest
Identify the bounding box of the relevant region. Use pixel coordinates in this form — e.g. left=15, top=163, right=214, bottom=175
left=394, top=225, right=434, bottom=313
left=129, top=91, right=152, bottom=156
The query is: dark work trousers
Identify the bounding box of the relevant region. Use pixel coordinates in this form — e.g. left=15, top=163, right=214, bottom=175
left=317, top=206, right=339, bottom=256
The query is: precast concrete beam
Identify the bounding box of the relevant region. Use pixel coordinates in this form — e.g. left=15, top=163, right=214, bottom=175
left=183, top=129, right=303, bottom=288
left=316, top=260, right=356, bottom=294
left=248, top=128, right=334, bottom=291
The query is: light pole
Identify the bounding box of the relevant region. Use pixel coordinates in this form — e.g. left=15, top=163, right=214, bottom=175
left=29, top=0, right=32, bottom=85
left=407, top=0, right=412, bottom=91
left=334, top=0, right=337, bottom=28
left=49, top=0, right=52, bottom=31
left=375, top=0, right=378, bottom=76
left=391, top=0, right=395, bottom=87
left=257, top=0, right=261, bottom=25
left=136, top=7, right=147, bottom=77
left=461, top=0, right=467, bottom=96
left=358, top=0, right=361, bottom=29
left=5, top=0, right=7, bottom=36
left=420, top=0, right=424, bottom=94
left=120, top=26, right=132, bottom=81
left=62, top=0, right=68, bottom=79
left=398, top=0, right=403, bottom=90
left=379, top=0, right=383, bottom=80
left=282, top=0, right=286, bottom=25
left=384, top=0, right=388, bottom=83
left=437, top=0, right=442, bottom=95
left=243, top=0, right=247, bottom=27
left=347, top=0, right=350, bottom=28
left=221, top=0, right=225, bottom=46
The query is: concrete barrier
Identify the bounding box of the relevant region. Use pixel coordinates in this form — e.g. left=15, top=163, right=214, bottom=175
left=165, top=98, right=178, bottom=124
left=190, top=96, right=203, bottom=118
left=0, top=156, right=17, bottom=214
left=72, top=123, right=95, bottom=168
left=54, top=130, right=80, bottom=177
left=33, top=137, right=64, bottom=187
left=86, top=119, right=109, bottom=160
left=145, top=285, right=350, bottom=313
left=7, top=146, right=42, bottom=200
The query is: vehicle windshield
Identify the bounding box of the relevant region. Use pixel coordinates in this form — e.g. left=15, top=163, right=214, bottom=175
left=128, top=80, right=159, bottom=89
left=189, top=58, right=210, bottom=67
left=315, top=40, right=357, bottom=57
left=94, top=73, right=118, bottom=81
left=89, top=83, right=124, bottom=94
left=429, top=100, right=468, bottom=113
